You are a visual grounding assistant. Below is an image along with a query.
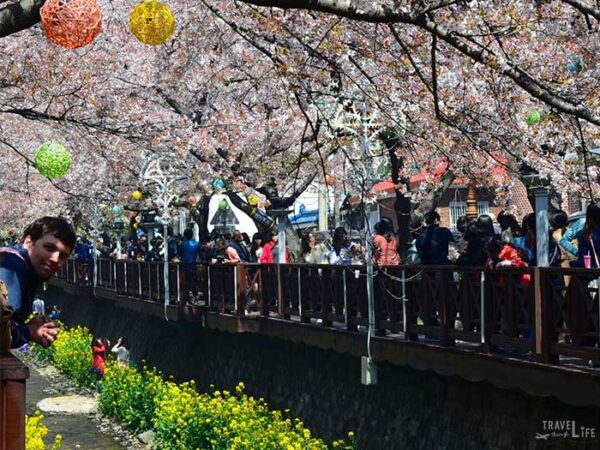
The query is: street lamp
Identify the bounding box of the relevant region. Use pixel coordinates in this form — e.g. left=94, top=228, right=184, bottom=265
left=89, top=203, right=103, bottom=293
left=140, top=155, right=181, bottom=319
left=330, top=101, right=390, bottom=385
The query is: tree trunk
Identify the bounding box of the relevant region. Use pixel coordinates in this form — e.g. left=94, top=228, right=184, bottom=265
left=191, top=194, right=212, bottom=237
left=386, top=138, right=454, bottom=258
left=387, top=143, right=412, bottom=259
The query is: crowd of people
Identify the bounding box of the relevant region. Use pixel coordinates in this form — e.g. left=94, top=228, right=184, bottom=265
left=61, top=202, right=600, bottom=273
left=196, top=203, right=598, bottom=271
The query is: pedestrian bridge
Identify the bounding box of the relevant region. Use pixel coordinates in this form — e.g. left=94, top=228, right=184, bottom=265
left=55, top=258, right=600, bottom=409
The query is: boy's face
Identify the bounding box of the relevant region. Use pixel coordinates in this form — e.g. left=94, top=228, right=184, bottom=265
left=23, top=233, right=72, bottom=279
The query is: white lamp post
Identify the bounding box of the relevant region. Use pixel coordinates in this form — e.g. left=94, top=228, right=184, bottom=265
left=90, top=203, right=102, bottom=292
left=331, top=102, right=389, bottom=383
left=141, top=156, right=179, bottom=319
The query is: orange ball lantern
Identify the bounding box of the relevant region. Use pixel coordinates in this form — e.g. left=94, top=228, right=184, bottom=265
left=40, top=0, right=103, bottom=49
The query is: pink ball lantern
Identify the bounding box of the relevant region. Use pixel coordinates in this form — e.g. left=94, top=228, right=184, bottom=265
left=188, top=196, right=197, bottom=206
left=325, top=175, right=336, bottom=186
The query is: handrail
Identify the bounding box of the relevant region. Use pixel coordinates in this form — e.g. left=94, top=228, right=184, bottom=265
left=0, top=354, right=28, bottom=450
left=57, top=258, right=600, bottom=366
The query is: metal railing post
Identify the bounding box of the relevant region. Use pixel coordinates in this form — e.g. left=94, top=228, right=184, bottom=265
left=138, top=262, right=142, bottom=297
left=402, top=269, right=407, bottom=334
left=343, top=269, right=348, bottom=326
left=207, top=265, right=212, bottom=307
left=234, top=265, right=238, bottom=312
left=176, top=264, right=181, bottom=304
left=277, top=264, right=284, bottom=318
left=298, top=267, right=302, bottom=318
left=112, top=260, right=117, bottom=292
left=480, top=270, right=486, bottom=344
left=156, top=264, right=160, bottom=301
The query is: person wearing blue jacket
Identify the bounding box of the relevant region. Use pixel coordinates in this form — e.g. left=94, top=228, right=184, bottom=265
left=0, top=217, right=75, bottom=348
left=570, top=204, right=600, bottom=268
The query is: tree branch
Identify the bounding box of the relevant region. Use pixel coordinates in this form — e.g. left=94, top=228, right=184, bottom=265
left=239, top=0, right=415, bottom=23
left=413, top=14, right=600, bottom=126
left=561, top=0, right=600, bottom=21
left=0, top=0, right=43, bottom=38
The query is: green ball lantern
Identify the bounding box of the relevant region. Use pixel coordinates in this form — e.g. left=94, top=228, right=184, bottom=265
left=525, top=109, right=541, bottom=126
left=219, top=199, right=229, bottom=210
left=34, top=141, right=72, bottom=179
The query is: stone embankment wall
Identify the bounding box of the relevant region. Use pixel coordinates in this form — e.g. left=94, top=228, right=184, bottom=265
left=46, top=285, right=599, bottom=449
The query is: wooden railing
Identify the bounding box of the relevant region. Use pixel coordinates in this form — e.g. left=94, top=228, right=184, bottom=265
left=56, top=259, right=600, bottom=366
left=0, top=354, right=28, bottom=449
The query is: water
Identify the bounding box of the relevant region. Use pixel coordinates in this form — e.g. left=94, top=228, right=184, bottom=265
left=26, top=364, right=127, bottom=450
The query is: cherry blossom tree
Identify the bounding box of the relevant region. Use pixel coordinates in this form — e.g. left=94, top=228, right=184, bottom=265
left=0, top=0, right=598, bottom=238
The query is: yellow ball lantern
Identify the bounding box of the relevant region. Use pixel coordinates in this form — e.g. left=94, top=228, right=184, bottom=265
left=129, top=0, right=175, bottom=45
left=40, top=0, right=103, bottom=49
left=132, top=190, right=143, bottom=201
left=247, top=194, right=260, bottom=206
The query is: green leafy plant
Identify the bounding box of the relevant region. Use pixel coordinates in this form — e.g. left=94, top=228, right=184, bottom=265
left=99, top=362, right=167, bottom=431
left=25, top=411, right=62, bottom=450
left=32, top=324, right=356, bottom=449
left=31, top=324, right=95, bottom=387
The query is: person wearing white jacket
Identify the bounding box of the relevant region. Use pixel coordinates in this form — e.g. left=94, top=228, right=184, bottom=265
left=111, top=336, right=130, bottom=367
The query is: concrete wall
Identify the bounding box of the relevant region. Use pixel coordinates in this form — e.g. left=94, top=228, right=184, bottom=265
left=46, top=285, right=599, bottom=450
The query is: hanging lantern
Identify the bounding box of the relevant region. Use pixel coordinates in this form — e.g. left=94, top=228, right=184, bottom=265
left=525, top=109, right=541, bottom=126
left=112, top=205, right=122, bottom=215
left=212, top=179, right=225, bottom=190
left=563, top=151, right=579, bottom=164
left=40, top=0, right=103, bottom=49
left=132, top=190, right=143, bottom=200
left=133, top=223, right=139, bottom=230
left=324, top=175, right=336, bottom=186
left=187, top=195, right=197, bottom=206
left=129, top=0, right=175, bottom=45
left=112, top=217, right=124, bottom=230
left=566, top=60, right=582, bottom=73
left=34, top=142, right=72, bottom=179
left=247, top=194, right=260, bottom=206
left=219, top=199, right=229, bottom=210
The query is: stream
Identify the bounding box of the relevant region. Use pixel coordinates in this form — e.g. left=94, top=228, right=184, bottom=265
left=24, top=358, right=134, bottom=449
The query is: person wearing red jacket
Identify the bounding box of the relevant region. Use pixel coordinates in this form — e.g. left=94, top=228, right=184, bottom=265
left=485, top=238, right=531, bottom=286
left=259, top=231, right=289, bottom=264
left=91, top=337, right=109, bottom=390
